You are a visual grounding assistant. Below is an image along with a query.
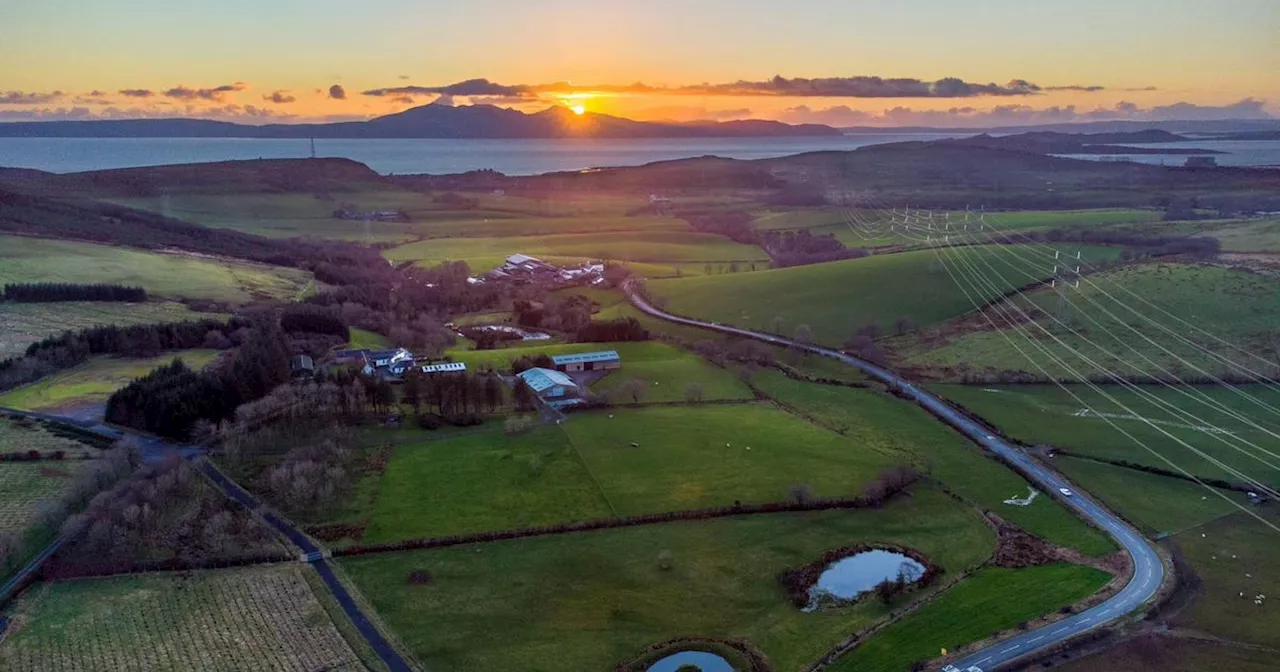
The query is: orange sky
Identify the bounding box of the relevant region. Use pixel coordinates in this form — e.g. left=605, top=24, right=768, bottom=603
left=2, top=0, right=1276, bottom=126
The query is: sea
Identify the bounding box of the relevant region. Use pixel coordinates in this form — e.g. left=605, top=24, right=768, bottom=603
left=0, top=135, right=1277, bottom=176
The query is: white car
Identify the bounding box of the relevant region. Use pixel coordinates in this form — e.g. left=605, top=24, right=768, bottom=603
left=1059, top=487, right=1074, bottom=497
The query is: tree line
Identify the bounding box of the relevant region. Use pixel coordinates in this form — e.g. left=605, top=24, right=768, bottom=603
left=2, top=282, right=147, bottom=302
left=0, top=317, right=246, bottom=393
left=679, top=209, right=869, bottom=267
left=105, top=322, right=293, bottom=439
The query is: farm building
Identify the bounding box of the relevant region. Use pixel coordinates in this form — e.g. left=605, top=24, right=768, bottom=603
left=290, top=355, right=314, bottom=379
left=552, top=350, right=621, bottom=373
left=336, top=347, right=418, bottom=379
left=420, top=361, right=467, bottom=374
left=517, top=367, right=579, bottom=400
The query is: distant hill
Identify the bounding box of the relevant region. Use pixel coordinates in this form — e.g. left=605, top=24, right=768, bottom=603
left=0, top=104, right=841, bottom=139
left=935, top=130, right=1223, bottom=155
left=0, top=158, right=384, bottom=197
left=842, top=119, right=1280, bottom=135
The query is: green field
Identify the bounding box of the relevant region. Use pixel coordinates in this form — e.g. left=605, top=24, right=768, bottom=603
left=1171, top=509, right=1280, bottom=648
left=1052, top=455, right=1246, bottom=535
left=980, top=208, right=1162, bottom=231
left=385, top=230, right=769, bottom=266
left=348, top=327, right=391, bottom=350
left=1094, top=215, right=1280, bottom=253
left=896, top=262, right=1280, bottom=380
left=0, top=565, right=368, bottom=671
left=364, top=402, right=903, bottom=542
left=0, top=349, right=219, bottom=412
left=649, top=245, right=1121, bottom=346
left=364, top=424, right=611, bottom=542
left=828, top=563, right=1113, bottom=672
left=0, top=461, right=93, bottom=535
left=563, top=404, right=903, bottom=513
left=0, top=301, right=214, bottom=358
left=0, top=235, right=315, bottom=303
left=344, top=489, right=995, bottom=672
left=750, top=371, right=1114, bottom=555
left=929, top=384, right=1280, bottom=491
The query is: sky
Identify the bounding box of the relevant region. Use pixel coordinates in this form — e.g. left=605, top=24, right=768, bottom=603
left=2, top=0, right=1277, bottom=126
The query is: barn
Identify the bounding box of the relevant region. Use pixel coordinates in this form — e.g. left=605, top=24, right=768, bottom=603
left=551, top=350, right=621, bottom=373
left=517, top=367, right=579, bottom=399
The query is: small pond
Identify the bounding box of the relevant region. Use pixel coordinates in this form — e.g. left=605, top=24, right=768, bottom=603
left=805, top=549, right=926, bottom=611
left=646, top=650, right=735, bottom=672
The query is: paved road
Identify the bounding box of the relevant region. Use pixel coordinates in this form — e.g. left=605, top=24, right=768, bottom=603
left=625, top=286, right=1164, bottom=671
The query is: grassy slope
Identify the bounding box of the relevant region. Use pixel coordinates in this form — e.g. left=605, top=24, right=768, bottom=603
left=1059, top=634, right=1279, bottom=672
left=828, top=564, right=1113, bottom=672
left=751, top=371, right=1114, bottom=555
left=0, top=235, right=313, bottom=303
left=348, top=327, right=391, bottom=350
left=650, top=245, right=1121, bottom=345
left=0, top=301, right=214, bottom=358
left=897, top=262, right=1280, bottom=380
left=343, top=489, right=994, bottom=672
left=929, top=384, right=1280, bottom=489
left=1171, top=509, right=1280, bottom=648
left=0, top=349, right=219, bottom=411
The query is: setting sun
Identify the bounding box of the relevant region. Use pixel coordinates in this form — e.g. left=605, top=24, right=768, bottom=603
left=570, top=104, right=587, bottom=116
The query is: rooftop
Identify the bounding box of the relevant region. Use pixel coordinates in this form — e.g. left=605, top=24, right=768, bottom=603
left=518, top=367, right=577, bottom=393
left=420, top=361, right=467, bottom=373
left=551, top=350, right=621, bottom=365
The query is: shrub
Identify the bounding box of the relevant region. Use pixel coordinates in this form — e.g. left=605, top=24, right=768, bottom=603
left=657, top=549, right=674, bottom=571
left=407, top=569, right=433, bottom=585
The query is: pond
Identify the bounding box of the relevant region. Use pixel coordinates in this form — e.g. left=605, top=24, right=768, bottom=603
left=805, top=549, right=926, bottom=611
left=646, top=650, right=735, bottom=672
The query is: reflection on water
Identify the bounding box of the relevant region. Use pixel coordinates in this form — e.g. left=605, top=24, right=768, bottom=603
left=646, top=650, right=734, bottom=672
left=806, top=550, right=925, bottom=611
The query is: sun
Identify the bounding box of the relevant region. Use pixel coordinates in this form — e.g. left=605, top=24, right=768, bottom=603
left=570, top=104, right=587, bottom=116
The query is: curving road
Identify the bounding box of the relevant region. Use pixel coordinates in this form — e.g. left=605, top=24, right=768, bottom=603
left=624, top=285, right=1164, bottom=671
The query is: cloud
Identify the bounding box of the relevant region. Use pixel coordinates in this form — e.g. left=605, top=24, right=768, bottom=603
left=264, top=90, right=297, bottom=104
left=390, top=96, right=415, bottom=105
left=329, top=84, right=347, bottom=100
left=118, top=89, right=154, bottom=98
left=362, top=75, right=1116, bottom=99
left=635, top=105, right=756, bottom=122
left=163, top=83, right=247, bottom=101
left=779, top=98, right=1274, bottom=127
left=398, top=75, right=411, bottom=80
left=0, top=90, right=65, bottom=105
left=1044, top=85, right=1106, bottom=92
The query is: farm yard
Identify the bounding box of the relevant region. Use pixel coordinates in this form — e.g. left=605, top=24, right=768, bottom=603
left=343, top=489, right=997, bottom=672
left=0, top=300, right=212, bottom=359
left=0, top=565, right=370, bottom=672
left=0, top=235, right=315, bottom=303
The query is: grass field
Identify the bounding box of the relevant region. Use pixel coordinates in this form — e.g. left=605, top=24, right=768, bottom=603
left=750, top=371, right=1115, bottom=555
left=0, top=416, right=99, bottom=459
left=896, top=262, right=1280, bottom=380
left=344, top=489, right=995, bottom=672
left=1171, top=509, right=1280, bottom=648
left=348, top=327, right=390, bottom=350
left=1094, top=215, right=1280, bottom=253
left=0, top=349, right=219, bottom=412
left=385, top=230, right=769, bottom=266
left=364, top=424, right=611, bottom=542
left=827, top=563, right=1113, bottom=672
left=364, top=402, right=903, bottom=542
left=0, top=565, right=367, bottom=671
left=0, top=461, right=92, bottom=535
left=1059, top=634, right=1279, bottom=672
left=563, top=404, right=903, bottom=513
left=929, top=384, right=1280, bottom=491
left=980, top=208, right=1162, bottom=231
left=0, top=301, right=214, bottom=359
left=1051, top=456, right=1246, bottom=535
left=649, top=245, right=1121, bottom=346
left=0, top=235, right=315, bottom=303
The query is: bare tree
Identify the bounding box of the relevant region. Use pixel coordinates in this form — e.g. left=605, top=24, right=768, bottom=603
left=616, top=378, right=646, bottom=404
left=787, top=483, right=817, bottom=505
left=684, top=383, right=704, bottom=404
left=794, top=324, right=813, bottom=344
